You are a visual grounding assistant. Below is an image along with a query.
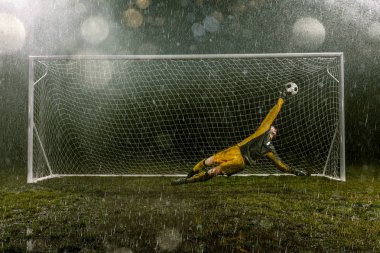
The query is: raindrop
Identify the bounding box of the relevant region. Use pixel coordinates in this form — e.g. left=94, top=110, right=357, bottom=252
left=26, top=239, right=34, bottom=252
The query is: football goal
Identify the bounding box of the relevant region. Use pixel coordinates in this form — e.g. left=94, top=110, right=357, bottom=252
left=28, top=53, right=345, bottom=183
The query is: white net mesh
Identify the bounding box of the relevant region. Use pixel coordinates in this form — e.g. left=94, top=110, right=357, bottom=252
left=30, top=54, right=343, bottom=181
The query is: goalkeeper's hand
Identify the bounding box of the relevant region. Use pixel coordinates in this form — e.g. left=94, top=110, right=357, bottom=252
left=279, top=90, right=293, bottom=99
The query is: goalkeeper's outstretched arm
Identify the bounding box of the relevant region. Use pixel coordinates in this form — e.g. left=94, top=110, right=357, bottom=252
left=237, top=97, right=284, bottom=147
left=264, top=151, right=290, bottom=173
left=265, top=151, right=309, bottom=176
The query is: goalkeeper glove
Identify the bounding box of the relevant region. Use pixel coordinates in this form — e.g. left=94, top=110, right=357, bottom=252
left=290, top=168, right=309, bottom=176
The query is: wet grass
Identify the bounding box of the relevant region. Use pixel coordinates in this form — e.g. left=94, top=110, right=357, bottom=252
left=1, top=165, right=380, bottom=252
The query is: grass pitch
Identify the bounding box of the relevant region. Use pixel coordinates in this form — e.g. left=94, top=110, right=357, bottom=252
left=1, top=165, right=380, bottom=253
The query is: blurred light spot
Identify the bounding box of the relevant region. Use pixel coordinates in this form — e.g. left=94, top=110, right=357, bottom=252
left=0, top=13, right=25, bottom=54
left=123, top=8, right=143, bottom=29
left=203, top=16, right=220, bottom=33
left=211, top=10, right=224, bottom=22
left=292, top=17, right=326, bottom=50
left=367, top=22, right=380, bottom=42
left=157, top=228, right=182, bottom=251
left=136, top=0, right=151, bottom=10
left=191, top=22, right=205, bottom=37
left=80, top=15, right=109, bottom=45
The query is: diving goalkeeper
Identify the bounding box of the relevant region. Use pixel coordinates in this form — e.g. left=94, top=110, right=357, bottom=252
left=171, top=83, right=309, bottom=185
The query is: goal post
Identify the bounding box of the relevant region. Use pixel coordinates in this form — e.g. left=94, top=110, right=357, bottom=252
left=27, top=53, right=345, bottom=183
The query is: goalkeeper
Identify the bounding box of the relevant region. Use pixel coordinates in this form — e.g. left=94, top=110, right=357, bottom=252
left=171, top=84, right=308, bottom=185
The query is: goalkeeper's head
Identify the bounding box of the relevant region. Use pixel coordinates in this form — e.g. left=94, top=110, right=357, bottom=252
left=269, top=126, right=278, bottom=140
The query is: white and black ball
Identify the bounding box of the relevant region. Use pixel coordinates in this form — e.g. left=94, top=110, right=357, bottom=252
left=285, top=82, right=299, bottom=95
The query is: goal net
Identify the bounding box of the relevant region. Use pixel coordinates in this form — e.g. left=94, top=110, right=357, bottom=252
left=28, top=53, right=345, bottom=183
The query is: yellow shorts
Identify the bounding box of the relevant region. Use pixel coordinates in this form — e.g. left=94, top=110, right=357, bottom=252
left=213, top=146, right=245, bottom=176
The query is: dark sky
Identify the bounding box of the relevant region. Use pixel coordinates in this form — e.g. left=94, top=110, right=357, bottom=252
left=0, top=0, right=379, bottom=169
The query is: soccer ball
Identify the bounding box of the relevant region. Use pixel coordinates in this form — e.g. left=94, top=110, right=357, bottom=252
left=285, top=82, right=299, bottom=95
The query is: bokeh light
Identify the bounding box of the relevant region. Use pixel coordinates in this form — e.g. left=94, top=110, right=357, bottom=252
left=367, top=22, right=380, bottom=42
left=156, top=228, right=182, bottom=251
left=0, top=12, right=26, bottom=54
left=123, top=8, right=144, bottom=29
left=292, top=17, right=326, bottom=50
left=191, top=22, right=205, bottom=37
left=203, top=16, right=220, bottom=33
left=80, top=15, right=110, bottom=45
left=136, top=0, right=151, bottom=10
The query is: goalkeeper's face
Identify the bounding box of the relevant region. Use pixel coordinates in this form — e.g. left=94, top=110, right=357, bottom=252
left=270, top=126, right=278, bottom=139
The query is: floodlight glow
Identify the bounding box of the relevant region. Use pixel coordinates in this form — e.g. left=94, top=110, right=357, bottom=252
left=80, top=15, right=109, bottom=45
left=292, top=17, right=326, bottom=50
left=367, top=22, right=380, bottom=42
left=0, top=12, right=26, bottom=54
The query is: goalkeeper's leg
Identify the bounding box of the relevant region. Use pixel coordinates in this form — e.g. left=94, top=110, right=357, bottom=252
left=187, top=155, right=218, bottom=178
left=172, top=166, right=216, bottom=185
left=183, top=157, right=245, bottom=184
left=184, top=164, right=225, bottom=184
left=187, top=158, right=207, bottom=178
left=173, top=146, right=244, bottom=185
